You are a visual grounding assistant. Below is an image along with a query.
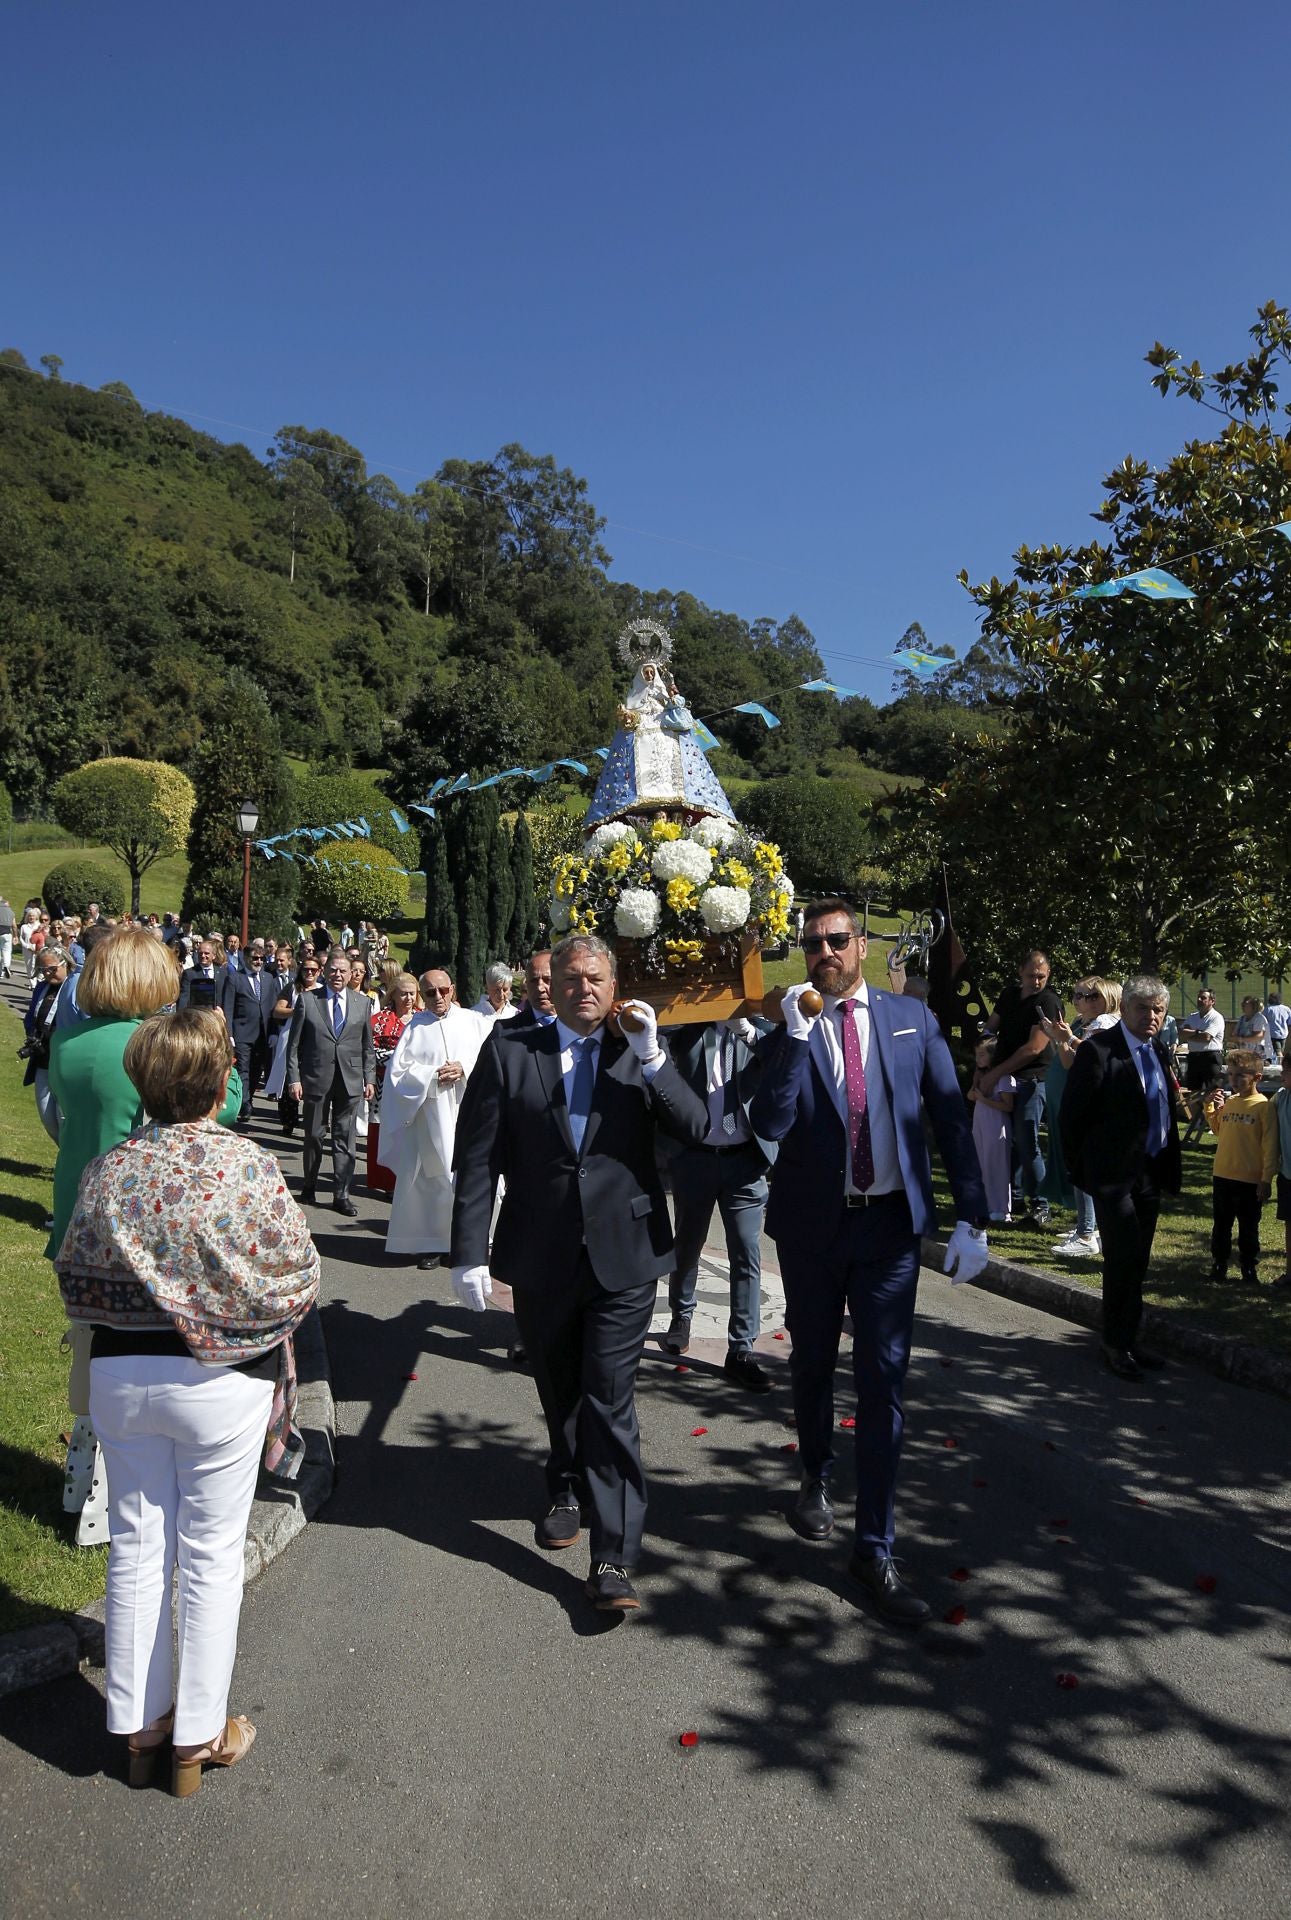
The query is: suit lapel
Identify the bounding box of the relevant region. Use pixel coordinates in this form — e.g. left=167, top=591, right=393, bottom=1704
left=809, top=1007, right=848, bottom=1126
left=534, top=1022, right=574, bottom=1153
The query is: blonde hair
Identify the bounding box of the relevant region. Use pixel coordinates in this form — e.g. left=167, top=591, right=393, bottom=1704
left=379, top=958, right=402, bottom=998
left=124, top=1009, right=233, bottom=1123
left=78, top=927, right=180, bottom=1019
left=1227, top=1048, right=1264, bottom=1080
left=387, top=971, right=420, bottom=1009
left=1075, top=975, right=1122, bottom=1016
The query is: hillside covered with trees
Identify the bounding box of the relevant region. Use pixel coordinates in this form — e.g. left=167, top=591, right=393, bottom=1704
left=0, top=351, right=988, bottom=817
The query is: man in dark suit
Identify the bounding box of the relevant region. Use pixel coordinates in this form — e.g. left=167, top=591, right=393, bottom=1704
left=177, top=938, right=235, bottom=1029
left=229, top=944, right=276, bottom=1124
left=1060, top=974, right=1179, bottom=1382
left=286, top=947, right=376, bottom=1214
left=660, top=1016, right=776, bottom=1390
left=750, top=898, right=989, bottom=1627
left=451, top=933, right=708, bottom=1612
left=510, top=950, right=555, bottom=1030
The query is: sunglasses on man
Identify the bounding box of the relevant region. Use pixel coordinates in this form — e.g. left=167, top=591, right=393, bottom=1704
left=803, top=931, right=855, bottom=955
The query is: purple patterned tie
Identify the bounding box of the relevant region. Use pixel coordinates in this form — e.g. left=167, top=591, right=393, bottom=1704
left=839, top=999, right=875, bottom=1191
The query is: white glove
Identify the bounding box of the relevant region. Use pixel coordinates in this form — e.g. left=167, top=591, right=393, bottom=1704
left=720, top=1015, right=757, bottom=1043
left=782, top=983, right=821, bottom=1041
left=943, top=1222, right=989, bottom=1287
left=618, top=998, right=664, bottom=1067
left=451, top=1264, right=493, bottom=1313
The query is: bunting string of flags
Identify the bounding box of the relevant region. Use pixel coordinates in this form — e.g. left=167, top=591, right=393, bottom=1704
left=255, top=515, right=1291, bottom=862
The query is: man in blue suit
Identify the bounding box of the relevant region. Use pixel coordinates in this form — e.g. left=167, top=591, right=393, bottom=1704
left=750, top=898, right=990, bottom=1626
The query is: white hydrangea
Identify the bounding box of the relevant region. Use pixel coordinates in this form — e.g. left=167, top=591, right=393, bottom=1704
left=652, top=839, right=713, bottom=885
left=549, top=894, right=573, bottom=932
left=614, top=888, right=661, bottom=938
left=689, top=816, right=738, bottom=852
left=699, top=885, right=751, bottom=934
left=585, top=822, right=636, bottom=857
left=775, top=872, right=794, bottom=901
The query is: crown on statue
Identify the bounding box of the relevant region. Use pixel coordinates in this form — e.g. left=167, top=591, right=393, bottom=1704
left=616, top=617, right=673, bottom=672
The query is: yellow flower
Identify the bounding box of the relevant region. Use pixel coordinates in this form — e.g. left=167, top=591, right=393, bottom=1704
left=720, top=859, right=753, bottom=890
left=753, top=841, right=781, bottom=874
left=651, top=820, right=683, bottom=842
left=665, top=877, right=698, bottom=913
left=578, top=865, right=591, bottom=885
left=604, top=844, right=632, bottom=876
left=665, top=937, right=704, bottom=967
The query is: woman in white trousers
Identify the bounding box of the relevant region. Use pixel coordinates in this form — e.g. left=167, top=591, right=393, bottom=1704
left=56, top=1007, right=320, bottom=1794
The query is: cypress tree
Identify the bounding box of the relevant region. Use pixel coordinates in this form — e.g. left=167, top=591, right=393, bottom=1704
left=181, top=671, right=299, bottom=934
left=508, top=811, right=540, bottom=958
left=450, top=789, right=497, bottom=1005
left=487, top=816, right=515, bottom=961
left=420, top=813, right=457, bottom=971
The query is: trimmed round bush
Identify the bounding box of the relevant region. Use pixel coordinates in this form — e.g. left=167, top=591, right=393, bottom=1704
left=297, top=840, right=409, bottom=924
left=43, top=858, right=126, bottom=918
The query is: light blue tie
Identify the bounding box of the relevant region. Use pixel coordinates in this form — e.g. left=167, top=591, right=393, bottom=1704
left=1140, top=1043, right=1166, bottom=1156
left=568, top=1037, right=595, bottom=1154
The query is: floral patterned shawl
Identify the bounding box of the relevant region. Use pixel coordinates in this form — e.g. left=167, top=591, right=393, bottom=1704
left=55, top=1119, right=321, bottom=1479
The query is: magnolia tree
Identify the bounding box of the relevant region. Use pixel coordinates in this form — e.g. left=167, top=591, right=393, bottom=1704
left=53, top=756, right=195, bottom=916
left=883, top=301, right=1291, bottom=986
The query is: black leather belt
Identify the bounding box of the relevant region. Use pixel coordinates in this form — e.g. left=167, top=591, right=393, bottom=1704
left=844, top=1189, right=904, bottom=1209
left=703, top=1139, right=756, bottom=1155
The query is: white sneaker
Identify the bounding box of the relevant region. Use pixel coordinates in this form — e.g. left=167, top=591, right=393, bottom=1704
left=1050, top=1231, right=1080, bottom=1253
left=1064, top=1233, right=1101, bottom=1260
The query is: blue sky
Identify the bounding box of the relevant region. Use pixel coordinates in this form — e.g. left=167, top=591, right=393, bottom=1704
left=3, top=1, right=1285, bottom=703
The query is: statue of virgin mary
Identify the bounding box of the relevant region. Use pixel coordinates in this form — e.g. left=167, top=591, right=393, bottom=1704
left=584, top=620, right=736, bottom=828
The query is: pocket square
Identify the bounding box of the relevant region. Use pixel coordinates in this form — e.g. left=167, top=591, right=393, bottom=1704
left=892, top=1027, right=917, bottom=1037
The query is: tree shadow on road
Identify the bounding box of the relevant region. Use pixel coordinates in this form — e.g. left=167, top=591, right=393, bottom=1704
left=312, top=1283, right=1291, bottom=1893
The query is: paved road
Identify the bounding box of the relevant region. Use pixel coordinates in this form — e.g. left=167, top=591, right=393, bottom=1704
left=2, top=1098, right=1290, bottom=1918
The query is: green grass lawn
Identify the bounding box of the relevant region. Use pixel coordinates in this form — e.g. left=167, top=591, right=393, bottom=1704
left=0, top=1004, right=108, bottom=1631
left=0, top=844, right=191, bottom=920
left=937, top=1132, right=1291, bottom=1360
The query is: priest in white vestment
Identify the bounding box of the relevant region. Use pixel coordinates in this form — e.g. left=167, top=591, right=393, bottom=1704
left=381, top=969, right=490, bottom=1269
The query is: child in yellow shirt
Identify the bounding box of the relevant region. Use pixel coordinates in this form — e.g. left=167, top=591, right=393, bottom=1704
left=1204, top=1050, right=1278, bottom=1285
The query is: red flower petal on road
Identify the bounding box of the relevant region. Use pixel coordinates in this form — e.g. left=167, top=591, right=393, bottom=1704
left=839, top=1416, right=856, bottom=1429
left=943, top=1437, right=959, bottom=1450
left=1194, top=1573, right=1218, bottom=1594
left=782, top=1441, right=798, bottom=1453
left=971, top=1478, right=988, bottom=1489
left=773, top=1330, right=786, bottom=1341
left=1055, top=1672, right=1079, bottom=1690
left=950, top=1567, right=971, bottom=1582
left=690, top=1426, right=708, bottom=1437
left=1133, top=1497, right=1150, bottom=1507
left=943, top=1605, right=967, bottom=1626
left=679, top=1730, right=699, bottom=1748
left=674, top=1364, right=690, bottom=1374
left=404, top=1371, right=418, bottom=1382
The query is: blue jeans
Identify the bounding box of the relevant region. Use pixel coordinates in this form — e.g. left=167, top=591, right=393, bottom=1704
left=1074, top=1186, right=1097, bottom=1236
left=668, top=1141, right=767, bottom=1353
left=1011, top=1079, right=1047, bottom=1207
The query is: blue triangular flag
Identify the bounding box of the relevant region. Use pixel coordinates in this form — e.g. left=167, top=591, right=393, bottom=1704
left=733, top=702, right=780, bottom=729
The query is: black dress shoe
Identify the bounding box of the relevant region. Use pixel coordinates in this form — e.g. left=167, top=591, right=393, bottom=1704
left=847, top=1553, right=932, bottom=1627
left=536, top=1498, right=582, bottom=1550
left=416, top=1253, right=442, bottom=1271
left=723, top=1350, right=771, bottom=1393
left=299, top=1188, right=317, bottom=1205
left=1102, top=1344, right=1142, bottom=1381
left=1131, top=1346, right=1166, bottom=1370
left=661, top=1316, right=691, bottom=1355
left=508, top=1336, right=528, bottom=1366
left=334, top=1196, right=358, bottom=1217
left=586, top=1563, right=640, bottom=1611
left=792, top=1476, right=835, bottom=1541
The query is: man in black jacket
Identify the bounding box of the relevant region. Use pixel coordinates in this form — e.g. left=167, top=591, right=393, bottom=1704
left=1060, top=974, right=1181, bottom=1380
left=451, top=934, right=708, bottom=1611
left=228, top=946, right=277, bottom=1123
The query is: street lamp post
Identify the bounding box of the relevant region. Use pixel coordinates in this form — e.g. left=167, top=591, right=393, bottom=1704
left=236, top=798, right=260, bottom=949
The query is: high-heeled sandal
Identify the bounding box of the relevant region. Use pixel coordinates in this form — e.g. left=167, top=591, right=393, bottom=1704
left=126, top=1708, right=175, bottom=1789
left=172, top=1713, right=256, bottom=1798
